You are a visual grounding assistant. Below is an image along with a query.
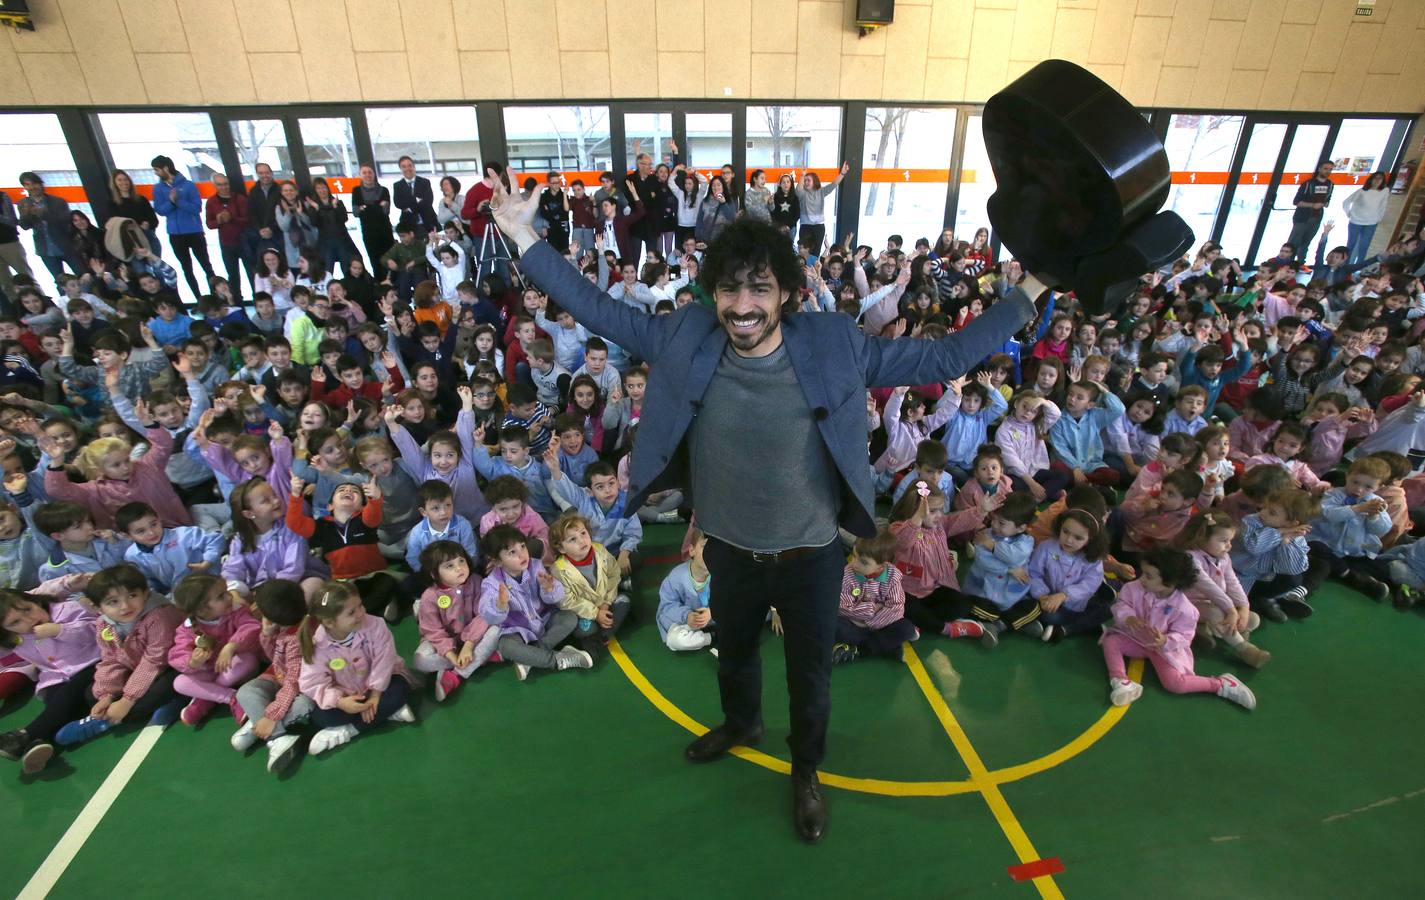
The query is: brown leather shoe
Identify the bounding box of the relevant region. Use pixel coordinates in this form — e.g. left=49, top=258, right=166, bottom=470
left=792, top=767, right=827, bottom=843
left=684, top=723, right=763, bottom=763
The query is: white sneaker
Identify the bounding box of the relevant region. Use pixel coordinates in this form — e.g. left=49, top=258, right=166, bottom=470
left=387, top=704, right=416, bottom=724
left=230, top=720, right=257, bottom=752
left=1040, top=624, right=1056, bottom=643
left=266, top=734, right=300, bottom=773
left=514, top=663, right=531, bottom=681
left=308, top=725, right=359, bottom=755
left=1215, top=674, right=1257, bottom=710
left=1109, top=677, right=1142, bottom=707
left=708, top=647, right=719, bottom=658
left=555, top=646, right=594, bottom=670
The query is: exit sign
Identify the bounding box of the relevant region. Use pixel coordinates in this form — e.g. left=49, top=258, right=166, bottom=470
left=1356, top=0, right=1375, bottom=15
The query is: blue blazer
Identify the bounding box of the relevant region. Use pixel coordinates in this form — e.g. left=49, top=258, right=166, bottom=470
left=519, top=242, right=1035, bottom=537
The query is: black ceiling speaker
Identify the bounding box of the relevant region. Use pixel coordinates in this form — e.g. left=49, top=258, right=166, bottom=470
left=856, top=0, right=894, bottom=26
left=982, top=59, right=1193, bottom=315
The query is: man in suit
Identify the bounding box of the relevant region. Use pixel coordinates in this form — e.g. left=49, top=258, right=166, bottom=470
left=491, top=178, right=1040, bottom=844
left=392, top=155, right=438, bottom=235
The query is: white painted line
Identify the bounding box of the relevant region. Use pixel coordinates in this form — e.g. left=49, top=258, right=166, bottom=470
left=17, top=725, right=165, bottom=900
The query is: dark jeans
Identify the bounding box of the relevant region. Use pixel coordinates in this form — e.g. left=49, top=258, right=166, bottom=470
left=799, top=223, right=827, bottom=254
left=310, top=675, right=412, bottom=733
left=354, top=571, right=404, bottom=617
left=1038, top=586, right=1115, bottom=636
left=168, top=232, right=215, bottom=300
left=1287, top=214, right=1322, bottom=264
left=219, top=241, right=250, bottom=300
left=39, top=254, right=69, bottom=287
left=86, top=668, right=179, bottom=722
left=26, top=665, right=96, bottom=742
left=835, top=616, right=917, bottom=657
left=704, top=537, right=843, bottom=770
left=904, top=587, right=974, bottom=630
left=1010, top=468, right=1070, bottom=504
left=320, top=235, right=356, bottom=278
left=1249, top=572, right=1303, bottom=605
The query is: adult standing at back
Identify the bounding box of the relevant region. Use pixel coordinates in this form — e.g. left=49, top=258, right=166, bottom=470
left=795, top=163, right=848, bottom=256
left=351, top=164, right=394, bottom=271
left=108, top=169, right=161, bottom=256
left=150, top=155, right=215, bottom=301
left=1287, top=160, right=1335, bottom=266
left=245, top=162, right=284, bottom=264
left=0, top=187, right=33, bottom=308
left=490, top=177, right=1042, bottom=844
left=393, top=155, right=438, bottom=235
left=1342, top=172, right=1389, bottom=265
left=16, top=172, right=76, bottom=288
left=205, top=173, right=250, bottom=301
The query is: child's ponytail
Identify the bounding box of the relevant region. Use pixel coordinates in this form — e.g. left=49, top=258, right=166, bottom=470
left=299, top=615, right=317, bottom=663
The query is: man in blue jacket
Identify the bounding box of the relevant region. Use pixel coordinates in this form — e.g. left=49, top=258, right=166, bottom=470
left=150, top=154, right=215, bottom=302
left=493, top=180, right=1039, bottom=843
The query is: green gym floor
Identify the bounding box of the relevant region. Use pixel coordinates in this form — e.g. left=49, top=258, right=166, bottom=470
left=5, top=523, right=1424, bottom=899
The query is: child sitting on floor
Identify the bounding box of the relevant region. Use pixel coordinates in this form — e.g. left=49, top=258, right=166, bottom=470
left=1180, top=511, right=1270, bottom=668
left=1231, top=487, right=1318, bottom=621
left=168, top=574, right=261, bottom=727
left=1028, top=509, right=1114, bottom=640
left=547, top=511, right=631, bottom=659
left=1100, top=548, right=1256, bottom=711
left=413, top=540, right=499, bottom=703
left=962, top=493, right=1045, bottom=645
left=1308, top=456, right=1395, bottom=602
left=833, top=529, right=917, bottom=664
left=657, top=527, right=715, bottom=653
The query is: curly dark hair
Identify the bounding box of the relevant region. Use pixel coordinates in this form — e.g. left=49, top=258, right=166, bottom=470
left=698, top=218, right=805, bottom=318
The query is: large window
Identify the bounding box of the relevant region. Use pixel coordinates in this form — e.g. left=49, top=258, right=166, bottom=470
left=686, top=113, right=733, bottom=171
left=229, top=119, right=293, bottom=184
left=367, top=106, right=483, bottom=182
left=858, top=107, right=954, bottom=250
left=299, top=117, right=360, bottom=181
left=746, top=105, right=844, bottom=239
left=1218, top=122, right=1288, bottom=261
left=1163, top=114, right=1245, bottom=250
left=502, top=106, right=611, bottom=180
left=956, top=114, right=995, bottom=242
left=1322, top=118, right=1399, bottom=255
left=1263, top=124, right=1332, bottom=261
left=0, top=113, right=91, bottom=283
left=624, top=112, right=673, bottom=170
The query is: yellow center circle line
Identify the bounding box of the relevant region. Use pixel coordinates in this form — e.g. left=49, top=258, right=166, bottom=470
left=607, top=637, right=1143, bottom=797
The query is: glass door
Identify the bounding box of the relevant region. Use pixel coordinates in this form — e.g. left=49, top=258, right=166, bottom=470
left=228, top=119, right=293, bottom=184
left=1257, top=123, right=1331, bottom=264
left=298, top=116, right=360, bottom=188
left=623, top=112, right=675, bottom=170
left=1217, top=122, right=1288, bottom=261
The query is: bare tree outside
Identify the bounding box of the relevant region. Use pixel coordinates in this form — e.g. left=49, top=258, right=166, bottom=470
left=863, top=108, right=911, bottom=216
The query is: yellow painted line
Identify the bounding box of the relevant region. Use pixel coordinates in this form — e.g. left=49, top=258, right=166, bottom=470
left=903, top=643, right=1066, bottom=900
left=607, top=637, right=1141, bottom=799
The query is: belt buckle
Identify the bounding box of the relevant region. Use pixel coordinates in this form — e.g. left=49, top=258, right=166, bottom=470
left=751, top=550, right=780, bottom=564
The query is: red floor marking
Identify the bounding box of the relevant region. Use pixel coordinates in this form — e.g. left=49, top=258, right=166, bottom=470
left=1007, top=857, right=1065, bottom=881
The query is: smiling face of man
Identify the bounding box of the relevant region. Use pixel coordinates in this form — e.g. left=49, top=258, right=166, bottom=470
left=714, top=264, right=788, bottom=358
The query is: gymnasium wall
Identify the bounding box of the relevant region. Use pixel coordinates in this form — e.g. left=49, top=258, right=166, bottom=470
left=1, top=0, right=1422, bottom=113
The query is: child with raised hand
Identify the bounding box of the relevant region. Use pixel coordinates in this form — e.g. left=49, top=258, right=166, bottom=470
left=833, top=529, right=917, bottom=664
left=220, top=479, right=330, bottom=600
left=600, top=366, right=647, bottom=454
left=230, top=580, right=314, bottom=774
left=168, top=574, right=262, bottom=727
left=413, top=540, right=499, bottom=703
left=875, top=383, right=958, bottom=475
left=1308, top=456, right=1395, bottom=602
left=1123, top=469, right=1204, bottom=553
left=1105, top=391, right=1165, bottom=479
left=287, top=472, right=403, bottom=623
left=54, top=564, right=185, bottom=748
left=384, top=384, right=488, bottom=523
left=962, top=492, right=1045, bottom=645
left=469, top=422, right=558, bottom=521
left=1231, top=487, right=1317, bottom=621
left=995, top=388, right=1066, bottom=503
left=38, top=404, right=191, bottom=529
left=1355, top=385, right=1425, bottom=458
left=1100, top=548, right=1256, bottom=711
left=352, top=435, right=420, bottom=558
left=478, top=524, right=592, bottom=680
left=657, top=526, right=715, bottom=653
left=1247, top=422, right=1329, bottom=495
left=547, top=511, right=631, bottom=658
left=1049, top=378, right=1126, bottom=487
left=1180, top=511, right=1270, bottom=668
left=1303, top=395, right=1376, bottom=478
left=0, top=589, right=100, bottom=774
left=114, top=502, right=225, bottom=596
left=197, top=413, right=294, bottom=506
left=298, top=581, right=416, bottom=757
left=1028, top=509, right=1114, bottom=640
left=545, top=444, right=642, bottom=590
left=479, top=475, right=552, bottom=564
left=940, top=371, right=1008, bottom=483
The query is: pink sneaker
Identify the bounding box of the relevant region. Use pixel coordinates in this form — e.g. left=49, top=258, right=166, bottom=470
left=943, top=619, right=985, bottom=639
left=228, top=696, right=247, bottom=726
left=434, top=669, right=461, bottom=702
left=180, top=699, right=216, bottom=727
left=488, top=651, right=502, bottom=664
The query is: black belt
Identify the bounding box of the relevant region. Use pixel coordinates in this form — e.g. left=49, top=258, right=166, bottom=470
left=716, top=540, right=826, bottom=565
